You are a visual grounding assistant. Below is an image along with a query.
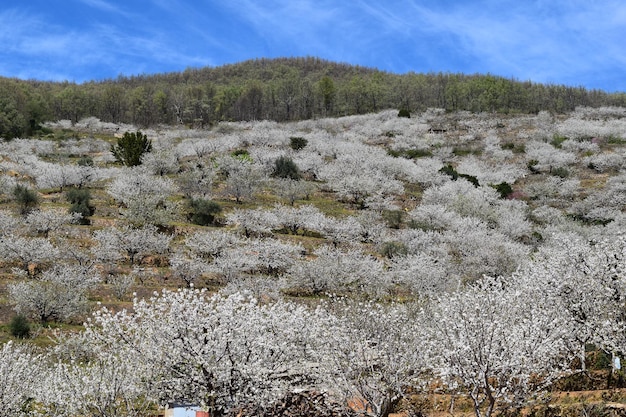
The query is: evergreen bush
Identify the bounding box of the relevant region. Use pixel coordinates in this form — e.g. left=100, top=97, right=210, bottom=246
left=289, top=136, right=308, bottom=151
left=493, top=182, right=513, bottom=199
left=13, top=184, right=39, bottom=215
left=398, top=108, right=411, bottom=118
left=231, top=149, right=251, bottom=160
left=380, top=241, right=408, bottom=259
left=9, top=314, right=31, bottom=338
left=111, top=130, right=152, bottom=166
left=527, top=159, right=540, bottom=173
left=66, top=188, right=95, bottom=224
left=273, top=156, right=301, bottom=180
left=382, top=210, right=404, bottom=229
left=188, top=198, right=222, bottom=226
left=551, top=167, right=570, bottom=178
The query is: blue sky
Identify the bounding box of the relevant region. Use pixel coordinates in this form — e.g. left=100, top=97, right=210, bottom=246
left=1, top=0, right=625, bottom=92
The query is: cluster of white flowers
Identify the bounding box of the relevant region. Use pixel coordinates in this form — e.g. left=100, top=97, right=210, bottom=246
left=2, top=107, right=626, bottom=417
left=10, top=233, right=624, bottom=417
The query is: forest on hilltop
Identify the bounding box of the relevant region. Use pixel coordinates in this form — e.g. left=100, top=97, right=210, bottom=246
left=2, top=56, right=626, bottom=139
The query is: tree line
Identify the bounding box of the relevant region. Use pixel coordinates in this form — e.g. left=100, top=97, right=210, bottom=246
left=2, top=56, right=626, bottom=139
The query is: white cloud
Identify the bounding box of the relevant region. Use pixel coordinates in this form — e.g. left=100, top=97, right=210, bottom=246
left=356, top=0, right=626, bottom=86
left=0, top=0, right=624, bottom=89
left=76, top=0, right=130, bottom=16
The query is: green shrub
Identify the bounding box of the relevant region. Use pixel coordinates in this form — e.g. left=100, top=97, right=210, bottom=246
left=493, top=182, right=513, bottom=199
left=231, top=148, right=251, bottom=160
left=9, top=314, right=31, bottom=338
left=501, top=142, right=525, bottom=153
left=452, top=147, right=477, bottom=156
left=111, top=130, right=152, bottom=166
left=188, top=198, right=222, bottom=226
left=77, top=156, right=94, bottom=166
left=289, top=136, right=308, bottom=151
left=382, top=210, right=404, bottom=229
left=527, top=159, right=540, bottom=173
left=397, top=108, right=411, bottom=118
left=439, top=164, right=479, bottom=187
left=459, top=173, right=479, bottom=187
left=551, top=166, right=569, bottom=178
left=591, top=349, right=611, bottom=370
left=66, top=188, right=95, bottom=224
left=273, top=156, right=301, bottom=180
left=606, top=135, right=626, bottom=144
left=404, top=148, right=432, bottom=159
left=567, top=213, right=613, bottom=227
left=550, top=134, right=568, bottom=149
left=389, top=148, right=433, bottom=159
left=13, top=184, right=39, bottom=215
left=380, top=241, right=408, bottom=259
left=439, top=164, right=459, bottom=180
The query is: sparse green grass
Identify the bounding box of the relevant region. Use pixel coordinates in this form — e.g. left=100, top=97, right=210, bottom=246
left=551, top=134, right=568, bottom=148
left=501, top=141, right=526, bottom=153
left=452, top=146, right=477, bottom=156
left=306, top=191, right=355, bottom=218
left=606, top=135, right=626, bottom=145
left=387, top=148, right=433, bottom=159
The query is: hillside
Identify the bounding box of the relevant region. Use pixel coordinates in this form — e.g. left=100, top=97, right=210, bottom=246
left=2, top=57, right=626, bottom=140
left=0, top=107, right=626, bottom=416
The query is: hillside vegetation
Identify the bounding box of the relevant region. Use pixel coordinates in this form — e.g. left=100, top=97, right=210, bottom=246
left=2, top=57, right=626, bottom=140
left=1, top=104, right=626, bottom=416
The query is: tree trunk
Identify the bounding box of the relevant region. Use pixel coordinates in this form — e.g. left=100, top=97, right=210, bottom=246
left=580, top=343, right=586, bottom=372
left=376, top=395, right=401, bottom=417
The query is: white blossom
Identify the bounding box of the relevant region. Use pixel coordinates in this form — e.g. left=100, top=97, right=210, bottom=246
left=9, top=264, right=100, bottom=322
left=92, top=224, right=172, bottom=265
left=424, top=276, right=573, bottom=417
left=0, top=342, right=43, bottom=416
